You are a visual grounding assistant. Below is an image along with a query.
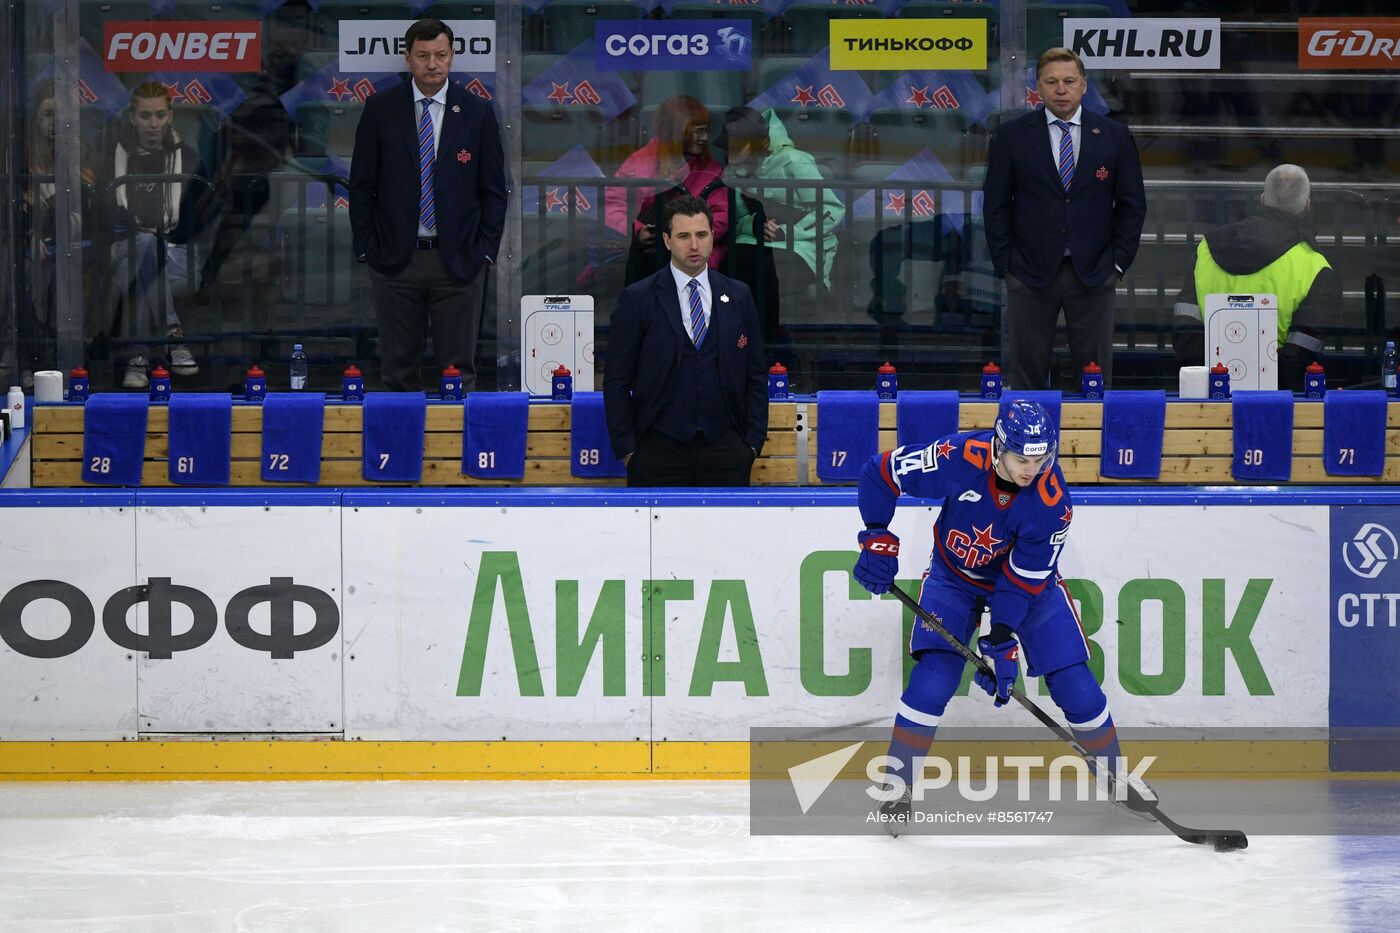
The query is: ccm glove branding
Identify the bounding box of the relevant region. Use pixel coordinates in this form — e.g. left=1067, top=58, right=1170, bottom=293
left=854, top=529, right=900, bottom=595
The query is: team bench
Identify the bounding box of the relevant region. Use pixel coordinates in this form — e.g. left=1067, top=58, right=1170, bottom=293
left=25, top=396, right=1400, bottom=488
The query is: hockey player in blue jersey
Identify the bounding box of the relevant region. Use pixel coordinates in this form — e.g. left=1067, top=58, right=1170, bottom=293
left=853, top=399, right=1133, bottom=830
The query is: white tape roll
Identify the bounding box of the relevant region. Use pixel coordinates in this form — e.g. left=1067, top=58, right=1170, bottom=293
left=1178, top=366, right=1209, bottom=400
left=33, top=370, right=64, bottom=403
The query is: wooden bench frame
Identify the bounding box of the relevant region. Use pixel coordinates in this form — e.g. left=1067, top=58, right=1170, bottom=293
left=29, top=399, right=1400, bottom=487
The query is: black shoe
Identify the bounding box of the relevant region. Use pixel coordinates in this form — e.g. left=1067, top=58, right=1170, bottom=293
left=878, top=789, right=912, bottom=837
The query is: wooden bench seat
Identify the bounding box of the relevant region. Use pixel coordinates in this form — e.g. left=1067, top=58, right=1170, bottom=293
left=28, top=399, right=1400, bottom=487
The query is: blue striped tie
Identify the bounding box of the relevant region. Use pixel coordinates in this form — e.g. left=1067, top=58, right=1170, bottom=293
left=687, top=278, right=706, bottom=348
left=1053, top=119, right=1074, bottom=191
left=418, top=98, right=436, bottom=232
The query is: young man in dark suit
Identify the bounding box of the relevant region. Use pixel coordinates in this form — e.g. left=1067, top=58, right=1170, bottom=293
left=983, top=47, right=1146, bottom=391
left=349, top=18, right=508, bottom=391
left=604, top=195, right=768, bottom=487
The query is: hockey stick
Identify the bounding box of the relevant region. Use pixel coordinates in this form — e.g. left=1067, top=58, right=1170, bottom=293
left=888, top=583, right=1248, bottom=852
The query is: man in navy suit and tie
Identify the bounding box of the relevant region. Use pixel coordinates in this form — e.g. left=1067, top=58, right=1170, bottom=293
left=983, top=47, right=1145, bottom=390
left=604, top=194, right=768, bottom=487
left=350, top=18, right=508, bottom=391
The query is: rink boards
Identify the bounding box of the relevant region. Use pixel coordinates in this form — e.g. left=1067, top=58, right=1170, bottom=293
left=0, top=487, right=1396, bottom=778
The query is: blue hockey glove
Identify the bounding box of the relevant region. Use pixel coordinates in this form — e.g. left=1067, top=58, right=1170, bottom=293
left=854, top=529, right=900, bottom=595
left=974, top=635, right=1020, bottom=707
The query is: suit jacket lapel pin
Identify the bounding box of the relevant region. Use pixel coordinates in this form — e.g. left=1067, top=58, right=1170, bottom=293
left=737, top=334, right=748, bottom=349
left=457, top=149, right=472, bottom=164
left=719, top=293, right=730, bottom=303
left=451, top=104, right=461, bottom=113
left=1096, top=165, right=1109, bottom=181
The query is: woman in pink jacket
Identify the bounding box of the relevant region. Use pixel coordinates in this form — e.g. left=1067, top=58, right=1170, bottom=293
left=607, top=95, right=729, bottom=283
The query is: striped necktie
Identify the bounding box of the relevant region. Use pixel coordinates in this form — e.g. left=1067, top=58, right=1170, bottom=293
left=1053, top=119, right=1074, bottom=191
left=418, top=98, right=436, bottom=233
left=687, top=278, right=706, bottom=348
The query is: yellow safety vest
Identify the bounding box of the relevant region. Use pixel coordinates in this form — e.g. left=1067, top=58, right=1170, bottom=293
left=1193, top=239, right=1331, bottom=344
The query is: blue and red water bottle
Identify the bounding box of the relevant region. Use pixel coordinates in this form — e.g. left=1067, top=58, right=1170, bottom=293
left=341, top=363, right=364, bottom=402
left=1304, top=361, right=1326, bottom=399
left=768, top=362, right=790, bottom=400
left=1209, top=362, right=1231, bottom=399
left=876, top=361, right=898, bottom=399
left=440, top=364, right=463, bottom=401
left=244, top=365, right=266, bottom=402
left=68, top=367, right=89, bottom=403
left=981, top=362, right=1002, bottom=399
left=552, top=364, right=573, bottom=401
left=150, top=364, right=171, bottom=403
left=1081, top=360, right=1103, bottom=399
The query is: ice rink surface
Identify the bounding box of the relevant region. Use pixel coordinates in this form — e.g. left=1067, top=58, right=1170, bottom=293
left=1, top=780, right=1397, bottom=933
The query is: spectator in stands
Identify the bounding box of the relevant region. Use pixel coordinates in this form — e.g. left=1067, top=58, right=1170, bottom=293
left=100, top=81, right=204, bottom=388
left=716, top=106, right=844, bottom=343
left=16, top=81, right=96, bottom=386
left=606, top=95, right=729, bottom=285
left=1172, top=164, right=1337, bottom=389
left=983, top=47, right=1146, bottom=390
left=865, top=218, right=964, bottom=324
left=866, top=167, right=1000, bottom=327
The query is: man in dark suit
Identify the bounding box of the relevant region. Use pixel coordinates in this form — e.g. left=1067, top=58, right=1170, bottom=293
left=983, top=47, right=1146, bottom=390
left=604, top=194, right=768, bottom=487
left=350, top=18, right=508, bottom=391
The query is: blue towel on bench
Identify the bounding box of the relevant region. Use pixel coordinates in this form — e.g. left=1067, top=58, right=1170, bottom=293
left=897, top=390, right=960, bottom=449
left=363, top=392, right=426, bottom=482
left=1232, top=391, right=1293, bottom=481
left=570, top=392, right=628, bottom=478
left=999, top=391, right=1062, bottom=434
left=1324, top=390, right=1388, bottom=477
left=167, top=393, right=231, bottom=485
left=464, top=392, right=529, bottom=478
left=261, top=392, right=325, bottom=483
left=81, top=393, right=148, bottom=486
left=817, top=390, right=879, bottom=481
left=1100, top=390, right=1165, bottom=479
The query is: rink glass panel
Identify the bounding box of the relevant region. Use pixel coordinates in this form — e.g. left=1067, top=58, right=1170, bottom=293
left=3, top=3, right=1399, bottom=393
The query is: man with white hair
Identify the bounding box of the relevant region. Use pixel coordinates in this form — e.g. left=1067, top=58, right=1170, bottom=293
left=1172, top=163, right=1338, bottom=389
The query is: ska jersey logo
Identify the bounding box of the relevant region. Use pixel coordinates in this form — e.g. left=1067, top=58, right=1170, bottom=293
left=1343, top=522, right=1399, bottom=579
left=944, top=523, right=1007, bottom=571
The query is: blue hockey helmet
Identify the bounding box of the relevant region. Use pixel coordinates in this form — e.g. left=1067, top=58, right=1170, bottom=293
left=994, top=400, right=1057, bottom=470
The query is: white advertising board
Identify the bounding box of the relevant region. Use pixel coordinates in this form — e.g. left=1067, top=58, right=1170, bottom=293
left=0, top=500, right=1331, bottom=740
left=130, top=505, right=344, bottom=733
left=1065, top=18, right=1221, bottom=70
left=342, top=505, right=650, bottom=740
left=343, top=502, right=1328, bottom=740
left=0, top=505, right=138, bottom=739
left=338, top=20, right=495, bottom=74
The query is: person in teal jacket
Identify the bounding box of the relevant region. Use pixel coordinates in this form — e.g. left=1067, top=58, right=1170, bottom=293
left=717, top=107, right=845, bottom=313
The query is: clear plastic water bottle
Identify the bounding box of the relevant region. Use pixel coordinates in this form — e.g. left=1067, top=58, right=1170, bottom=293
left=1384, top=341, right=1397, bottom=397
left=290, top=343, right=308, bottom=391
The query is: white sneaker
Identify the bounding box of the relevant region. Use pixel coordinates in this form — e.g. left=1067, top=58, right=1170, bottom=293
left=123, top=357, right=149, bottom=389
left=168, top=344, right=198, bottom=376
